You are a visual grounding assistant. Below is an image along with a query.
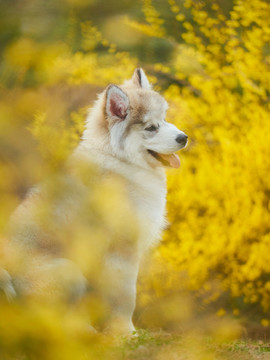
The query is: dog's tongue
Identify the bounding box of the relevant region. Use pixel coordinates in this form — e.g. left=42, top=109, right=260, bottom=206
left=159, top=153, right=180, bottom=168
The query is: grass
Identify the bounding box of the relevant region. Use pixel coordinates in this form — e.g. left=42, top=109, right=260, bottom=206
left=111, top=330, right=270, bottom=360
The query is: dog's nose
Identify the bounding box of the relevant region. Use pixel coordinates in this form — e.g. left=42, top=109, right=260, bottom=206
left=176, top=133, right=188, bottom=146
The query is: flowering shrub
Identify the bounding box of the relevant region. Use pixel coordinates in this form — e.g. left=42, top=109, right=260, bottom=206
left=135, top=0, right=270, bottom=318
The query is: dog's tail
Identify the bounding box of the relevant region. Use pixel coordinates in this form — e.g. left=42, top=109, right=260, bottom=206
left=0, top=268, right=16, bottom=302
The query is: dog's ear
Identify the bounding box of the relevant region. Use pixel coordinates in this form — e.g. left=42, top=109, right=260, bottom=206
left=132, top=68, right=151, bottom=90
left=106, top=85, right=129, bottom=121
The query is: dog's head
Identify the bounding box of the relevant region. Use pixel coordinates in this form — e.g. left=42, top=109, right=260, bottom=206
left=93, top=68, right=188, bottom=169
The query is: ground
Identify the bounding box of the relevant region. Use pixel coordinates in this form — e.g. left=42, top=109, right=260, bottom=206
left=107, top=331, right=270, bottom=360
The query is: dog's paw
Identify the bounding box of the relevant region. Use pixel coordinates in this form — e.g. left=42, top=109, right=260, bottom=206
left=105, top=316, right=136, bottom=336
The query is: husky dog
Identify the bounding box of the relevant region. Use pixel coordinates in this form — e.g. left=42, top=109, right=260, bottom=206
left=4, top=69, right=187, bottom=334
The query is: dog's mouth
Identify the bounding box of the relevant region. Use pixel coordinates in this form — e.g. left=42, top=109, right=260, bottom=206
left=147, top=150, right=180, bottom=168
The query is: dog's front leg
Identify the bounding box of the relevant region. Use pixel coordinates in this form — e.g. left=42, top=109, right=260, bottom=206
left=99, top=253, right=140, bottom=334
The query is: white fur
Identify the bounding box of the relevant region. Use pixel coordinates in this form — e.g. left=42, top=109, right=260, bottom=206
left=5, top=69, right=187, bottom=334
left=145, top=121, right=187, bottom=154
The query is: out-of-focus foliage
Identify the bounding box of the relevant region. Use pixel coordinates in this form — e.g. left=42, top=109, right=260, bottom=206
left=1, top=0, right=270, bottom=358
left=0, top=0, right=138, bottom=231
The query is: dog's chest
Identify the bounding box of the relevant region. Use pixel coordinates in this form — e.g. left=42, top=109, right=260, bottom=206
left=127, top=174, right=167, bottom=250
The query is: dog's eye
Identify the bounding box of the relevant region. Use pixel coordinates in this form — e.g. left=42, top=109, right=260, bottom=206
left=145, top=125, right=158, bottom=132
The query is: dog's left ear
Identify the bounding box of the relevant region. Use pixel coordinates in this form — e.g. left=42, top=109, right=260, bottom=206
left=106, top=85, right=129, bottom=121
left=132, top=68, right=151, bottom=90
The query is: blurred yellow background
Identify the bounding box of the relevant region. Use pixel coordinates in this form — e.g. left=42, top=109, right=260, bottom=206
left=0, top=0, right=270, bottom=358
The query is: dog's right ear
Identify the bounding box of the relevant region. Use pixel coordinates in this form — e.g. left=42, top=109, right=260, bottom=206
left=106, top=85, right=129, bottom=122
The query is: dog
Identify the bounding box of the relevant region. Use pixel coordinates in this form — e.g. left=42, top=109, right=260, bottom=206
left=3, top=68, right=188, bottom=334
